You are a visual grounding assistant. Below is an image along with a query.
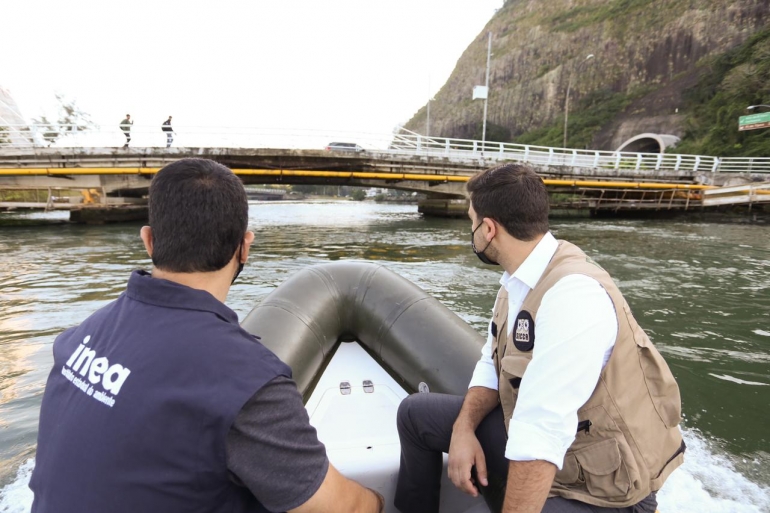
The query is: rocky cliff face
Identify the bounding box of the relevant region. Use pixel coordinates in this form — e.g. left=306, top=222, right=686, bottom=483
left=405, top=0, right=770, bottom=150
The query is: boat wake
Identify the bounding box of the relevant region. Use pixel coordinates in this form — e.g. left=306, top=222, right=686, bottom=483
left=2, top=428, right=768, bottom=513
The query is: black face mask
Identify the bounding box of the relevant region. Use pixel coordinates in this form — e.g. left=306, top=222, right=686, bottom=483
left=231, top=243, right=244, bottom=285
left=471, top=222, right=500, bottom=266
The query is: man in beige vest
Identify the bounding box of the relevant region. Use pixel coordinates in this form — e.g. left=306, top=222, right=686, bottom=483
left=394, top=163, right=684, bottom=513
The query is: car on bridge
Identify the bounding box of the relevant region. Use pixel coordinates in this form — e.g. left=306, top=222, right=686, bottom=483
left=325, top=142, right=365, bottom=153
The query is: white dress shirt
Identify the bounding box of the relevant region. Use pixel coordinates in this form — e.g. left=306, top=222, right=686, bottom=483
left=468, top=232, right=618, bottom=469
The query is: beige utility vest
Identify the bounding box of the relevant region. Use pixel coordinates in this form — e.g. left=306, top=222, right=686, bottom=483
left=492, top=241, right=684, bottom=508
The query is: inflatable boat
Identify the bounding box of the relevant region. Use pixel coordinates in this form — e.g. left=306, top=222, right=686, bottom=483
left=241, top=262, right=491, bottom=513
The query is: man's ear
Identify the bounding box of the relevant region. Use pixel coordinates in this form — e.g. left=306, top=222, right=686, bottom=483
left=140, top=226, right=153, bottom=257
left=483, top=217, right=497, bottom=241
left=241, top=231, right=255, bottom=263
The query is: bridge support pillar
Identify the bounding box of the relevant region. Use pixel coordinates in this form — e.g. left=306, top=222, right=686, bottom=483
left=69, top=205, right=148, bottom=224
left=417, top=198, right=469, bottom=218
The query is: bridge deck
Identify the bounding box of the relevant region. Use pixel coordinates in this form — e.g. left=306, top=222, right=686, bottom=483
left=1, top=136, right=768, bottom=215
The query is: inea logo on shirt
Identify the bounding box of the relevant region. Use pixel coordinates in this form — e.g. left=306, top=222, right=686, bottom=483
left=60, top=335, right=131, bottom=408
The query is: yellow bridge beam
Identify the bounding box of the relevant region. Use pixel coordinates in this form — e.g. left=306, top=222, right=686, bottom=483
left=0, top=168, right=716, bottom=190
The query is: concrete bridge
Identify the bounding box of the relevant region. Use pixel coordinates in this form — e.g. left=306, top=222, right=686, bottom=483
left=0, top=125, right=768, bottom=219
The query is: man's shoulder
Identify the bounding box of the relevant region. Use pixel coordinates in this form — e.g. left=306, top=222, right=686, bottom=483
left=168, top=314, right=291, bottom=376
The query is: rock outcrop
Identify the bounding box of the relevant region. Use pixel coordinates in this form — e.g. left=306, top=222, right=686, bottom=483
left=405, top=0, right=770, bottom=150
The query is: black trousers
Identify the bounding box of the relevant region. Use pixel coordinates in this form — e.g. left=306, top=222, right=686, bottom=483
left=394, top=393, right=657, bottom=513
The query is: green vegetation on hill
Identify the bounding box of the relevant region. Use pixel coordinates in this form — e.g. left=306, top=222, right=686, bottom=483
left=514, top=87, right=647, bottom=149
left=513, top=29, right=770, bottom=156
left=547, top=0, right=656, bottom=33
left=673, top=29, right=770, bottom=157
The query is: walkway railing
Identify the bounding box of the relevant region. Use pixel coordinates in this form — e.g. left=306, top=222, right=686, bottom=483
left=1, top=124, right=768, bottom=174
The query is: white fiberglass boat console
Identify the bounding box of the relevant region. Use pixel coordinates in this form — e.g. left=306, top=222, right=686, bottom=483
left=241, top=262, right=491, bottom=513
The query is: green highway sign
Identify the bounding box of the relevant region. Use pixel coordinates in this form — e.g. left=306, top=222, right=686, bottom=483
left=739, top=112, right=770, bottom=131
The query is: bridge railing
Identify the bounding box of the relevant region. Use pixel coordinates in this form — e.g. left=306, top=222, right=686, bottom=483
left=1, top=124, right=768, bottom=175
left=0, top=124, right=397, bottom=152
left=711, top=156, right=770, bottom=173
left=389, top=131, right=769, bottom=174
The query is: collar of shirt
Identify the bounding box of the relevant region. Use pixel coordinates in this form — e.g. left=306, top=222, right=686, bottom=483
left=126, top=270, right=239, bottom=324
left=498, top=231, right=559, bottom=295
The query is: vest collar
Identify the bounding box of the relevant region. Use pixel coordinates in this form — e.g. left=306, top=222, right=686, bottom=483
left=499, top=232, right=558, bottom=291
left=126, top=270, right=239, bottom=324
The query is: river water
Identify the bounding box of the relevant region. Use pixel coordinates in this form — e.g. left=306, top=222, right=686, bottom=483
left=0, top=201, right=768, bottom=512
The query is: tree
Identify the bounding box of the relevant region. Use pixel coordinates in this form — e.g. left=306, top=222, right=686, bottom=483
left=32, top=94, right=96, bottom=146
left=350, top=189, right=366, bottom=201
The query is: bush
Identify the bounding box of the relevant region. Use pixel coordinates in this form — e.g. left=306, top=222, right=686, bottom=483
left=514, top=87, right=640, bottom=149
left=350, top=189, right=366, bottom=201
left=672, top=28, right=770, bottom=157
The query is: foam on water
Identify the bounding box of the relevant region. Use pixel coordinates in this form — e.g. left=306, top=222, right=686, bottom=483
left=0, top=459, right=33, bottom=513
left=658, top=430, right=770, bottom=513
left=1, top=430, right=767, bottom=512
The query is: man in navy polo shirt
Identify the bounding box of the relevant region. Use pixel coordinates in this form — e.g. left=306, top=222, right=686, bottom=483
left=30, top=158, right=384, bottom=513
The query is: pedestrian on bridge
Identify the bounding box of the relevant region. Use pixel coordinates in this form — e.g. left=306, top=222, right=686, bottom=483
left=161, top=116, right=174, bottom=148
left=120, top=114, right=132, bottom=148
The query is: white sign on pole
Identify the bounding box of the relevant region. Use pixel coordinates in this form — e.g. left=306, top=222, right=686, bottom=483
left=472, top=86, right=488, bottom=100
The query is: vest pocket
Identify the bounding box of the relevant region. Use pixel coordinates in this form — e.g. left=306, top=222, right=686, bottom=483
left=555, top=453, right=581, bottom=485
left=500, top=354, right=529, bottom=381
left=622, top=302, right=682, bottom=429
left=573, top=438, right=631, bottom=498
left=499, top=354, right=530, bottom=431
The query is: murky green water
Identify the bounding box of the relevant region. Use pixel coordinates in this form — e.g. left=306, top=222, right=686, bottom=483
left=1, top=201, right=769, bottom=511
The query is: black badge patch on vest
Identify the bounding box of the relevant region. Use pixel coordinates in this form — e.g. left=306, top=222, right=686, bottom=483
left=491, top=321, right=498, bottom=338
left=513, top=310, right=535, bottom=352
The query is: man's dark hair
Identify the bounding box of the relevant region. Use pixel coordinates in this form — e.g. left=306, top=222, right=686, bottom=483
left=148, top=158, right=248, bottom=273
left=466, top=163, right=549, bottom=241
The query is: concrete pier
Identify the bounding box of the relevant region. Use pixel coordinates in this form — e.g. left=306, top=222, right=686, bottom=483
left=417, top=198, right=469, bottom=218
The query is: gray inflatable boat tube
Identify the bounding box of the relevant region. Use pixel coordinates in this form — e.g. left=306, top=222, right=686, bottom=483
left=241, top=262, right=484, bottom=398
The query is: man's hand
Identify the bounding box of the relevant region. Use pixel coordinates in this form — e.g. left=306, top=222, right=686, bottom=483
left=447, top=386, right=498, bottom=497
left=448, top=428, right=488, bottom=496
left=290, top=463, right=382, bottom=513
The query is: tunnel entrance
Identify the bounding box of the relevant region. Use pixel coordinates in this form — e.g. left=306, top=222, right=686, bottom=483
left=616, top=133, right=680, bottom=154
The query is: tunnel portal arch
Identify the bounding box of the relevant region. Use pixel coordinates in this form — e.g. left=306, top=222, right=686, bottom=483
left=616, top=133, right=680, bottom=153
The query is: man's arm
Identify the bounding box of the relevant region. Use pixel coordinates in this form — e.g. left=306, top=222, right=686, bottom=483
left=448, top=315, right=501, bottom=497
left=290, top=463, right=382, bottom=513
left=448, top=386, right=499, bottom=496
left=227, top=376, right=381, bottom=513
left=502, top=275, right=616, bottom=509
left=503, top=460, right=556, bottom=513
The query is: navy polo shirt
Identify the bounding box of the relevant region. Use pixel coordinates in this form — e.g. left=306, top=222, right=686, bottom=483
left=31, top=270, right=291, bottom=513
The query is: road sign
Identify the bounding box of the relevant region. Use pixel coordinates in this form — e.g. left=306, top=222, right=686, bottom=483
left=472, top=86, right=488, bottom=100
left=739, top=112, right=770, bottom=131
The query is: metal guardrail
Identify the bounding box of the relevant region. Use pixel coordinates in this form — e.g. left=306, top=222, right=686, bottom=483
left=702, top=181, right=770, bottom=206
left=0, top=124, right=768, bottom=174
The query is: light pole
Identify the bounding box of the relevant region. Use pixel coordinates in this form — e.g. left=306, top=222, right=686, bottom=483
left=747, top=104, right=770, bottom=111
left=482, top=31, right=492, bottom=143
left=563, top=54, right=594, bottom=149
left=426, top=76, right=432, bottom=137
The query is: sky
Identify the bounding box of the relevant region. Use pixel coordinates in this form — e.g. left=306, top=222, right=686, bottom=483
left=2, top=0, right=503, bottom=141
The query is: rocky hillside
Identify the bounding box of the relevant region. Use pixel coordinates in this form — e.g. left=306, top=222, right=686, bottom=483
left=405, top=0, right=770, bottom=152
